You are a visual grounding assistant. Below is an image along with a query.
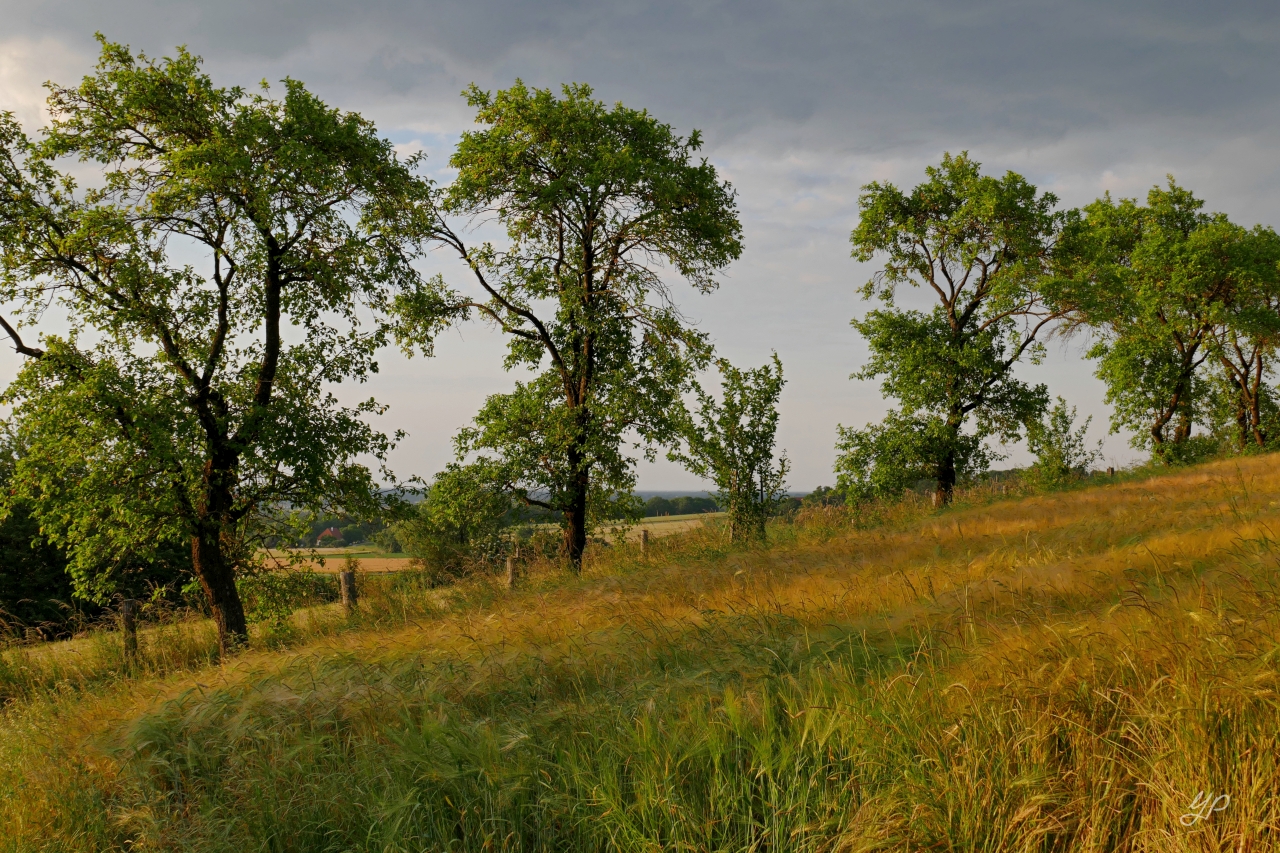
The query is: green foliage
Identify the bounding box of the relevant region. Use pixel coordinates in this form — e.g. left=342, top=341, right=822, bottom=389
left=1206, top=238, right=1280, bottom=451
left=835, top=410, right=992, bottom=503
left=1051, top=179, right=1280, bottom=460
left=1025, top=397, right=1103, bottom=488
left=0, top=434, right=193, bottom=634
left=300, top=515, right=385, bottom=548
left=416, top=80, right=742, bottom=568
left=0, top=39, right=453, bottom=651
left=371, top=528, right=403, bottom=553
left=643, top=495, right=719, bottom=517
left=1204, top=372, right=1280, bottom=454
left=841, top=153, right=1058, bottom=503
left=454, top=375, right=642, bottom=551
left=394, top=461, right=518, bottom=579
left=236, top=570, right=337, bottom=630
left=669, top=355, right=787, bottom=542
left=799, top=485, right=847, bottom=508
left=0, top=501, right=72, bottom=635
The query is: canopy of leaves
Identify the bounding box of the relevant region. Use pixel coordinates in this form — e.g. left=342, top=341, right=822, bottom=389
left=1050, top=179, right=1280, bottom=457
left=840, top=153, right=1058, bottom=501
left=394, top=460, right=518, bottom=578
left=1025, top=397, right=1103, bottom=488
left=417, top=81, right=742, bottom=558
left=835, top=411, right=992, bottom=503
left=669, top=355, right=787, bottom=542
left=0, top=39, right=449, bottom=611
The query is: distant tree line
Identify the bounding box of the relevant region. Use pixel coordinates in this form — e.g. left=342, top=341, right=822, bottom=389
left=642, top=496, right=720, bottom=517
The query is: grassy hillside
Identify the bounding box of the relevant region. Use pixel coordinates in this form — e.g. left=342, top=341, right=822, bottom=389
left=3, top=457, right=1280, bottom=850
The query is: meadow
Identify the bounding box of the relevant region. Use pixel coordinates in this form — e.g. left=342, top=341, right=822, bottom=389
left=2, top=456, right=1279, bottom=851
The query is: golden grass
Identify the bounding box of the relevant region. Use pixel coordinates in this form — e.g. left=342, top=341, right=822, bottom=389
left=4, top=457, right=1280, bottom=850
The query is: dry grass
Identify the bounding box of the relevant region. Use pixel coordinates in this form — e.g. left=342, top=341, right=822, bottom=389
left=3, top=457, right=1280, bottom=850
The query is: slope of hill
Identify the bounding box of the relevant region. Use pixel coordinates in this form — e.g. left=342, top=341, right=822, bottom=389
left=3, top=456, right=1280, bottom=850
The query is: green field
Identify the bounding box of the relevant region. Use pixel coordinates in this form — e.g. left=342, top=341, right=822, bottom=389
left=3, top=457, right=1280, bottom=850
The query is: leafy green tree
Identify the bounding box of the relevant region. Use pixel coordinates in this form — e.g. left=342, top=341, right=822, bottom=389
left=394, top=460, right=516, bottom=578
left=0, top=436, right=74, bottom=634
left=417, top=81, right=742, bottom=571
left=838, top=153, right=1059, bottom=505
left=836, top=410, right=992, bottom=504
left=0, top=40, right=450, bottom=653
left=1051, top=179, right=1280, bottom=460
left=669, top=355, right=787, bottom=543
left=1207, top=236, right=1280, bottom=450
left=1025, top=397, right=1102, bottom=487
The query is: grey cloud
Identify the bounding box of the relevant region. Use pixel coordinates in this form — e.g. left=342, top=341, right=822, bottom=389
left=5, top=1, right=1279, bottom=153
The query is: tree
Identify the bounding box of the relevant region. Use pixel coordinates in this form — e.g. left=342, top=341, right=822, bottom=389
left=669, top=355, right=787, bottom=543
left=0, top=40, right=450, bottom=654
left=1025, top=397, right=1102, bottom=487
left=1207, top=231, right=1280, bottom=450
left=836, top=409, right=992, bottom=504
left=837, top=153, right=1059, bottom=505
left=1051, top=180, right=1280, bottom=460
left=394, top=459, right=517, bottom=578
left=417, top=81, right=742, bottom=571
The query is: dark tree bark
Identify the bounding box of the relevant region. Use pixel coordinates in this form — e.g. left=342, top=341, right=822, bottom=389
left=192, top=523, right=247, bottom=655
left=935, top=418, right=960, bottom=506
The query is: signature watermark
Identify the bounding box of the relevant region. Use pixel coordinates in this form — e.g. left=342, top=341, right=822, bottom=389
left=1180, top=791, right=1230, bottom=827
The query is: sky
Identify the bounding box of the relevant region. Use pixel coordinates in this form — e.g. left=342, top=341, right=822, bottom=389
left=1, top=1, right=1279, bottom=489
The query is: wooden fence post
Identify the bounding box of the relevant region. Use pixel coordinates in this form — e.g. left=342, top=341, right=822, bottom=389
left=640, top=528, right=649, bottom=557
left=1108, top=467, right=1115, bottom=478
left=340, top=570, right=358, bottom=614
left=506, top=555, right=517, bottom=590
left=121, top=598, right=138, bottom=665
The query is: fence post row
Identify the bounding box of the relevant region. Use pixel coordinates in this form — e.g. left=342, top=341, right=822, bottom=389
left=340, top=570, right=358, bottom=614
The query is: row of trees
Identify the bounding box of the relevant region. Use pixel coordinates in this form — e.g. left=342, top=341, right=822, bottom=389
left=835, top=153, right=1280, bottom=505
left=0, top=40, right=788, bottom=653
left=10, top=41, right=1270, bottom=655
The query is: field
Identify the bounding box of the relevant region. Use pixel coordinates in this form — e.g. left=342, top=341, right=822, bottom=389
left=270, top=514, right=724, bottom=573
left=264, top=544, right=417, bottom=573
left=603, top=511, right=725, bottom=542
left=3, top=457, right=1280, bottom=850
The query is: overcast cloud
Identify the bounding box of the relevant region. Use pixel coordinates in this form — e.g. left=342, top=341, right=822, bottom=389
left=2, top=1, right=1279, bottom=488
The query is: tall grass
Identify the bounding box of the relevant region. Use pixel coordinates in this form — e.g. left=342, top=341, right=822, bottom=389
left=4, top=457, right=1280, bottom=850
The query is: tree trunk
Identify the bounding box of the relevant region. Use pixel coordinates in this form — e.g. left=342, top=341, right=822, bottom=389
left=935, top=452, right=957, bottom=507
left=1173, top=411, right=1192, bottom=444
left=935, top=418, right=960, bottom=506
left=562, top=443, right=589, bottom=573
left=1251, top=355, right=1267, bottom=447
left=192, top=527, right=247, bottom=656
left=562, top=489, right=588, bottom=574
left=1149, top=419, right=1167, bottom=453
left=1235, top=392, right=1251, bottom=451
left=727, top=502, right=749, bottom=544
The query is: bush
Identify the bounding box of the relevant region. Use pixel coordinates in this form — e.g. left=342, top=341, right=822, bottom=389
left=395, top=462, right=517, bottom=582
left=236, top=569, right=338, bottom=629
left=1025, top=397, right=1103, bottom=487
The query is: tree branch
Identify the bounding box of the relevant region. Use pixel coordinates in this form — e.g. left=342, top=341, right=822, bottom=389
left=0, top=314, right=44, bottom=358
